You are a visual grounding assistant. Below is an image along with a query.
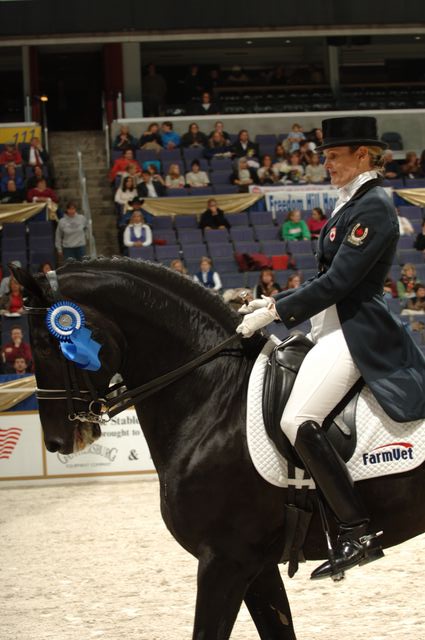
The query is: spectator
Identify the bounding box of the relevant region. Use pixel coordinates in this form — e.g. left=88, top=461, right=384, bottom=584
left=204, top=68, right=221, bottom=94
left=193, top=256, right=222, bottom=291
left=199, top=198, right=230, bottom=230
left=109, top=149, right=142, bottom=182
left=27, top=178, right=59, bottom=204
left=306, top=127, right=324, bottom=150
left=273, top=144, right=287, bottom=164
left=413, top=221, right=425, bottom=252
left=0, top=261, right=22, bottom=297
left=209, top=121, right=231, bottom=143
left=1, top=180, right=24, bottom=203
left=38, top=261, right=54, bottom=275
left=281, top=209, right=311, bottom=241
left=297, top=141, right=312, bottom=166
left=383, top=149, right=402, bottom=180
left=1, top=163, right=24, bottom=192
left=285, top=123, right=306, bottom=153
left=114, top=176, right=138, bottom=211
left=401, top=152, right=421, bottom=178
left=285, top=273, right=302, bottom=290
left=121, top=163, right=143, bottom=186
left=123, top=210, right=152, bottom=249
left=21, top=137, right=48, bottom=166
left=253, top=267, right=282, bottom=299
left=279, top=152, right=306, bottom=184
left=13, top=356, right=29, bottom=375
left=383, top=276, right=398, bottom=299
left=138, top=122, right=163, bottom=152
left=406, top=283, right=425, bottom=313
left=231, top=157, right=258, bottom=192
left=126, top=197, right=154, bottom=226
left=1, top=326, right=32, bottom=372
left=170, top=259, right=188, bottom=276
left=185, top=160, right=209, bottom=188
left=183, top=65, right=203, bottom=102
left=142, top=63, right=167, bottom=117
left=161, top=121, right=181, bottom=149
left=0, top=144, right=22, bottom=166
left=397, top=263, right=417, bottom=299
left=232, top=129, right=258, bottom=159
left=145, top=163, right=166, bottom=185
left=181, top=123, right=208, bottom=148
left=0, top=278, right=24, bottom=315
left=165, top=164, right=185, bottom=189
left=204, top=131, right=232, bottom=159
left=257, top=155, right=279, bottom=185
left=305, top=153, right=327, bottom=184
left=137, top=170, right=167, bottom=198
left=25, top=165, right=50, bottom=192
left=55, top=201, right=87, bottom=262
left=307, top=207, right=327, bottom=239
left=192, top=91, right=220, bottom=116
left=113, top=125, right=138, bottom=151
left=397, top=209, right=415, bottom=236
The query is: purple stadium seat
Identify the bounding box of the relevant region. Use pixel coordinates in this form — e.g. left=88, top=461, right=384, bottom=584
left=182, top=147, right=204, bottom=165
left=286, top=239, right=315, bottom=255
left=397, top=236, right=416, bottom=250
left=203, top=228, right=229, bottom=243
left=180, top=244, right=206, bottom=260
left=213, top=185, right=239, bottom=195
left=207, top=243, right=234, bottom=259
left=155, top=245, right=181, bottom=263
left=136, top=149, right=160, bottom=165
left=226, top=212, right=250, bottom=226
left=210, top=157, right=233, bottom=171
left=233, top=241, right=261, bottom=254
left=212, top=258, right=238, bottom=272
left=398, top=206, right=423, bottom=220
left=261, top=240, right=286, bottom=256
left=167, top=187, right=188, bottom=197
left=2, top=223, right=26, bottom=240
left=188, top=186, right=213, bottom=196
left=255, top=134, right=277, bottom=145
left=229, top=227, right=255, bottom=243
left=258, top=143, right=277, bottom=159
left=178, top=229, right=204, bottom=244
left=159, top=149, right=181, bottom=162
left=128, top=246, right=155, bottom=260
left=382, top=179, right=404, bottom=189
left=398, top=249, right=425, bottom=265
left=151, top=215, right=174, bottom=230
left=210, top=170, right=231, bottom=185
left=254, top=226, right=280, bottom=242
left=220, top=272, right=246, bottom=288
left=250, top=211, right=274, bottom=226
left=293, top=254, right=317, bottom=270
left=174, top=214, right=198, bottom=228
left=152, top=229, right=178, bottom=244
left=404, top=179, right=425, bottom=189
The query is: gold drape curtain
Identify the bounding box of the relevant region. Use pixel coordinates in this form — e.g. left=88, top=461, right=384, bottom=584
left=0, top=203, right=47, bottom=224
left=395, top=189, right=425, bottom=208
left=0, top=376, right=36, bottom=412
left=141, top=193, right=263, bottom=216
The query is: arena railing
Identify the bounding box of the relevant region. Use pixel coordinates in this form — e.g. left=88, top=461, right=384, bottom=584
left=77, top=150, right=97, bottom=258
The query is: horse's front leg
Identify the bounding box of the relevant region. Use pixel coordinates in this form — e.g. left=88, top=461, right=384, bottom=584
left=192, top=552, right=258, bottom=640
left=244, top=564, right=297, bottom=640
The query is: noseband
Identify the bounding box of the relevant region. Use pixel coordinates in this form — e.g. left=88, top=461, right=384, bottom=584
left=25, top=271, right=240, bottom=424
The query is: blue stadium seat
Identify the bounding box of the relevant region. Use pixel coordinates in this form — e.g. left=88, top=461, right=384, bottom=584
left=254, top=226, right=280, bottom=242
left=188, top=186, right=213, bottom=196
left=229, top=227, right=255, bottom=243
left=178, top=229, right=204, bottom=244
left=233, top=241, right=261, bottom=254
left=210, top=170, right=231, bottom=185
left=250, top=211, right=274, bottom=226
left=155, top=245, right=181, bottom=263
left=166, top=187, right=188, bottom=197
left=213, top=185, right=239, bottom=195
left=151, top=215, right=174, bottom=230
left=174, top=215, right=198, bottom=229
left=226, top=212, right=250, bottom=226
left=203, top=228, right=229, bottom=243
left=128, top=246, right=155, bottom=261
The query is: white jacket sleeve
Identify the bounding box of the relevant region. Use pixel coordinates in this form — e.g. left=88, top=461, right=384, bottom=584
left=213, top=272, right=222, bottom=291
left=142, top=225, right=153, bottom=246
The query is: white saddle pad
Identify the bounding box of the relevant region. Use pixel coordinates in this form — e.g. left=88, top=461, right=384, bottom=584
left=246, top=338, right=425, bottom=489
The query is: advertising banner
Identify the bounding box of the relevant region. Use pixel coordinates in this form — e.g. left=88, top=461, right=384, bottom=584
left=0, top=412, right=44, bottom=479
left=264, top=187, right=339, bottom=214
left=0, top=124, right=42, bottom=145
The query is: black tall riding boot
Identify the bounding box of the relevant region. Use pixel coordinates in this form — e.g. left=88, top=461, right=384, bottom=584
left=294, top=420, right=384, bottom=580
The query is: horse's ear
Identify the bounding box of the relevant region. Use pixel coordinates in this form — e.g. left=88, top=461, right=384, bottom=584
left=9, top=264, right=45, bottom=299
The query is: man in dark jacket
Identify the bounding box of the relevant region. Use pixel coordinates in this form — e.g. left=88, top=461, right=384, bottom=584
left=137, top=170, right=167, bottom=198
left=199, top=198, right=230, bottom=231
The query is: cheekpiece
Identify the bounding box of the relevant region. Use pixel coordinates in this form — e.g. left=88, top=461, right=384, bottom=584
left=46, top=301, right=85, bottom=342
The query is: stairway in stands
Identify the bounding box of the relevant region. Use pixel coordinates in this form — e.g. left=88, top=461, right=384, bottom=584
left=49, top=131, right=118, bottom=256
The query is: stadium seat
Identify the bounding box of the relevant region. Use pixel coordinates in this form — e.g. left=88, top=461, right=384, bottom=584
left=178, top=229, right=203, bottom=244
left=209, top=157, right=233, bottom=171
left=249, top=211, right=274, bottom=226
left=128, top=246, right=155, bottom=260
left=151, top=215, right=174, bottom=230
left=207, top=243, right=234, bottom=259
left=152, top=229, right=178, bottom=244
left=220, top=272, right=246, bottom=289
left=174, top=214, right=198, bottom=229
left=166, top=187, right=188, bottom=197
left=212, top=185, right=239, bottom=195
left=226, top=212, right=250, bottom=226
left=381, top=131, right=403, bottom=150
left=233, top=241, right=261, bottom=254
left=254, top=226, right=280, bottom=242
left=229, top=227, right=255, bottom=243
left=188, top=186, right=213, bottom=196
left=210, top=170, right=231, bottom=185
left=180, top=244, right=205, bottom=260
left=203, top=228, right=229, bottom=243
left=155, top=245, right=181, bottom=263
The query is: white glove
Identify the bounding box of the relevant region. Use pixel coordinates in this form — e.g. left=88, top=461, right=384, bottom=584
left=236, top=305, right=278, bottom=338
left=238, top=295, right=274, bottom=315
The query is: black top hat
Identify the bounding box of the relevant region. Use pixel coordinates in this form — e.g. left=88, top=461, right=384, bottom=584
left=316, top=116, right=387, bottom=152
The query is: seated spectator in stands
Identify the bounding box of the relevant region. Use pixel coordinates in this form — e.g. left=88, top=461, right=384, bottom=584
left=1, top=326, right=32, bottom=373
left=401, top=152, right=421, bottom=179
left=227, top=65, right=250, bottom=83
left=383, top=149, right=402, bottom=180
left=0, top=179, right=25, bottom=203
left=232, top=130, right=258, bottom=160
left=193, top=256, right=222, bottom=292
left=170, top=258, right=188, bottom=276
left=114, top=176, right=138, bottom=212
left=397, top=263, right=417, bottom=299
left=297, top=141, right=312, bottom=166
left=273, top=144, right=287, bottom=164
left=137, top=170, right=166, bottom=198
left=185, top=160, right=209, bottom=188
left=204, top=131, right=233, bottom=159
left=397, top=209, right=415, bottom=236
left=279, top=152, right=306, bottom=184
left=27, top=178, right=59, bottom=204
left=145, top=163, right=165, bottom=185
left=383, top=276, right=397, bottom=299
left=413, top=221, right=425, bottom=252
left=307, top=207, right=327, bottom=239
left=113, top=125, right=138, bottom=151
left=281, top=209, right=311, bottom=241
left=231, top=158, right=258, bottom=192
left=55, top=201, right=87, bottom=262
left=38, top=261, right=54, bottom=275
left=0, top=278, right=24, bottom=315
left=253, top=267, right=281, bottom=299
left=161, top=122, right=181, bottom=149
left=1, top=163, right=24, bottom=192
left=181, top=123, right=208, bottom=148
left=22, top=137, right=48, bottom=166
left=13, top=356, right=30, bottom=375
left=0, top=260, right=22, bottom=297
left=199, top=198, right=230, bottom=230
left=0, top=144, right=22, bottom=166
left=138, top=123, right=163, bottom=152
left=125, top=197, right=154, bottom=227
left=109, top=149, right=142, bottom=182
left=121, top=162, right=143, bottom=186
left=25, top=165, right=50, bottom=191
left=307, top=127, right=324, bottom=150
left=165, top=163, right=185, bottom=189
left=257, top=155, right=279, bottom=185
left=142, top=63, right=167, bottom=117
left=304, top=153, right=327, bottom=184
left=405, top=283, right=425, bottom=313
left=192, top=91, right=220, bottom=116
left=123, top=210, right=153, bottom=250
left=209, top=121, right=231, bottom=143
left=285, top=273, right=302, bottom=290
left=285, top=123, right=306, bottom=153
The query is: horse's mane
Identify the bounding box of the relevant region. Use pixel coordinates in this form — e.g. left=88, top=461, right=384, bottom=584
left=59, top=256, right=240, bottom=334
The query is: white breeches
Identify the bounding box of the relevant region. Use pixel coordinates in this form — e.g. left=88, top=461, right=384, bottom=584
left=280, top=326, right=361, bottom=445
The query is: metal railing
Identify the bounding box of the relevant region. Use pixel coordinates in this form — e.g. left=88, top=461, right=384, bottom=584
left=77, top=150, right=97, bottom=258
left=101, top=93, right=111, bottom=169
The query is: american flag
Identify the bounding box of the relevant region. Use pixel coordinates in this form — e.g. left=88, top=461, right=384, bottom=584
left=0, top=427, right=22, bottom=459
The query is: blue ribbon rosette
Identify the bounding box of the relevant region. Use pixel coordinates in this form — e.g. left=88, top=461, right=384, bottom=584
left=46, top=301, right=101, bottom=371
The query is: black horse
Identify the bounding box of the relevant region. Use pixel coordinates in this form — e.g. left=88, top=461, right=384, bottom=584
left=13, top=258, right=425, bottom=640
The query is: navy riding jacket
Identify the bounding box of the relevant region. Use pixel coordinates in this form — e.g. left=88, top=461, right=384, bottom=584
left=274, top=179, right=425, bottom=422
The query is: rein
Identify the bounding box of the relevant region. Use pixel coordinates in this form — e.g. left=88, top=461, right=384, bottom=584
left=25, top=276, right=240, bottom=424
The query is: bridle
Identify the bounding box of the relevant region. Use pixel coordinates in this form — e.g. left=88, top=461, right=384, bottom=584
left=24, top=272, right=240, bottom=424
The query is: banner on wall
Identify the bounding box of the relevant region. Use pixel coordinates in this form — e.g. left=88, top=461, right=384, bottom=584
left=0, top=412, right=43, bottom=479
left=0, top=124, right=42, bottom=145
left=45, top=410, right=155, bottom=476
left=261, top=186, right=339, bottom=213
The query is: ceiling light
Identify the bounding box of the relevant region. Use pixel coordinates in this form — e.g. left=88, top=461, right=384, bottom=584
left=285, top=39, right=291, bottom=44
left=246, top=40, right=253, bottom=45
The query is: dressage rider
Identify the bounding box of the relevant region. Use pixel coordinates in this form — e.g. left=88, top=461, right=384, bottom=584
left=237, top=116, right=425, bottom=580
